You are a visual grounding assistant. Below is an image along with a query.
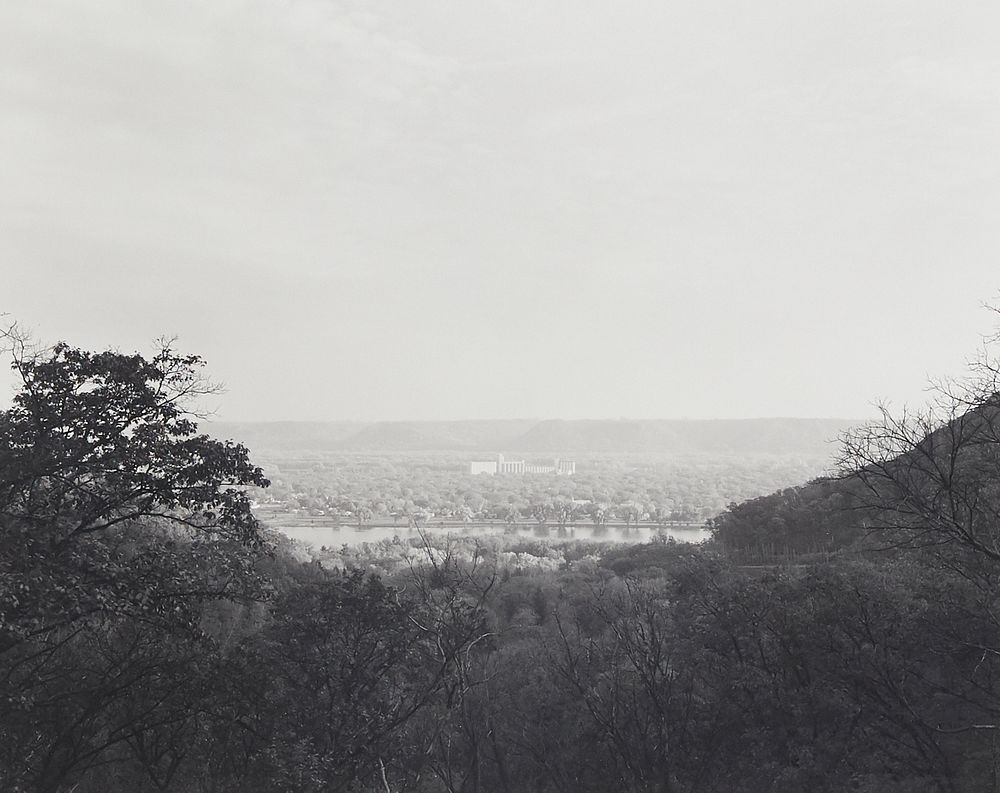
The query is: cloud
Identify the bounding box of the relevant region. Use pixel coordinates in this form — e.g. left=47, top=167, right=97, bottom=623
left=3, top=0, right=1000, bottom=420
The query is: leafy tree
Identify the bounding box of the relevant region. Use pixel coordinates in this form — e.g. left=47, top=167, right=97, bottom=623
left=0, top=329, right=270, bottom=791
left=552, top=497, right=581, bottom=533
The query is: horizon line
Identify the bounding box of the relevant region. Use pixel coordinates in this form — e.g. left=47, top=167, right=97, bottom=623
left=204, top=415, right=871, bottom=424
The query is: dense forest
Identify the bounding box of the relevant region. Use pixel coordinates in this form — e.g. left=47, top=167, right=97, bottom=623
left=7, top=332, right=1000, bottom=792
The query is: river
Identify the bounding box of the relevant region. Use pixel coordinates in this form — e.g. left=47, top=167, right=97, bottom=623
left=277, top=522, right=711, bottom=548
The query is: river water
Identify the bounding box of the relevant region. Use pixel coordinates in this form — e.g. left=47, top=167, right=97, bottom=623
left=278, top=522, right=711, bottom=548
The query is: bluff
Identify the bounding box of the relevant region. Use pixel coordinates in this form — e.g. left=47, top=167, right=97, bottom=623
left=205, top=417, right=858, bottom=455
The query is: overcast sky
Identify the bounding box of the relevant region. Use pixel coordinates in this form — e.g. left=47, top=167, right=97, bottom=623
left=3, top=1, right=1000, bottom=421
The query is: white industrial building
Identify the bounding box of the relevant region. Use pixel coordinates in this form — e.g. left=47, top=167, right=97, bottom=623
left=469, top=453, right=575, bottom=476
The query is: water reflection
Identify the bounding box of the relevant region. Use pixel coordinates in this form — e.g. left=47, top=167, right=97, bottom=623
left=277, top=522, right=710, bottom=548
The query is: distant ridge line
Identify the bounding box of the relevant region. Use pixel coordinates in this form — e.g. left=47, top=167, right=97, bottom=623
left=204, top=418, right=861, bottom=455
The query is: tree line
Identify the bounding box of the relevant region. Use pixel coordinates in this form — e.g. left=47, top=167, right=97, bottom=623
left=251, top=449, right=831, bottom=528
left=7, top=330, right=1000, bottom=791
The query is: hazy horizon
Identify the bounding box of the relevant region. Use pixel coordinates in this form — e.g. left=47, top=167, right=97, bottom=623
left=202, top=415, right=866, bottom=424
left=4, top=1, right=1000, bottom=422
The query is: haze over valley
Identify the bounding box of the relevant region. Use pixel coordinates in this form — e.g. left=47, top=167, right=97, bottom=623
left=205, top=417, right=856, bottom=454
left=6, top=0, right=1000, bottom=790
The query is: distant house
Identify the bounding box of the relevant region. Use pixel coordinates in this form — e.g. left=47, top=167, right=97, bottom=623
left=469, top=453, right=575, bottom=476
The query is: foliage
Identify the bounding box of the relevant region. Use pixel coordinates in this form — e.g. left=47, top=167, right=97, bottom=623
left=0, top=331, right=270, bottom=792
left=246, top=449, right=835, bottom=529
left=707, top=476, right=868, bottom=560
left=10, top=327, right=1000, bottom=791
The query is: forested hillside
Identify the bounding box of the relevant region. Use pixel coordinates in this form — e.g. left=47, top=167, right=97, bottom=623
left=710, top=386, right=1000, bottom=562
left=7, top=332, right=1000, bottom=792
left=708, top=476, right=868, bottom=559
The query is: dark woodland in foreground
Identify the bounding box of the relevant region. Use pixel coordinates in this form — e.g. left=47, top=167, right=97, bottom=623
left=7, top=334, right=1000, bottom=792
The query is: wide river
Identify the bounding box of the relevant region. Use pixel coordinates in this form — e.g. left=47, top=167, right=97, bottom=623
left=278, top=522, right=711, bottom=549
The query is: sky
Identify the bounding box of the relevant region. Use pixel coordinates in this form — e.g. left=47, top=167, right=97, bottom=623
left=3, top=0, right=1000, bottom=421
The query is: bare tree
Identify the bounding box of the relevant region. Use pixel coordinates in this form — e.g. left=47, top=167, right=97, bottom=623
left=838, top=318, right=1000, bottom=565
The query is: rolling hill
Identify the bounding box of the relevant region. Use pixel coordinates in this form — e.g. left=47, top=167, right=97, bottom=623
left=204, top=417, right=860, bottom=455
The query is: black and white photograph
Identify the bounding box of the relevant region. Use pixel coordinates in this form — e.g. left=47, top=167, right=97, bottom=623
left=3, top=1, right=1000, bottom=791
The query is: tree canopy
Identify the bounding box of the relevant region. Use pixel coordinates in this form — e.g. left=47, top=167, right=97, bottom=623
left=0, top=331, right=271, bottom=791
left=9, top=325, right=1000, bottom=792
